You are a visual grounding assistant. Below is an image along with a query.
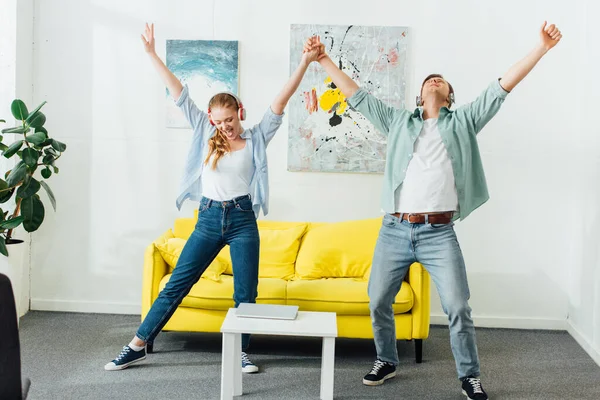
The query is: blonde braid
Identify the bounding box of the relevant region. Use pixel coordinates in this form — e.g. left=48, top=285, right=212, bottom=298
left=205, top=129, right=231, bottom=169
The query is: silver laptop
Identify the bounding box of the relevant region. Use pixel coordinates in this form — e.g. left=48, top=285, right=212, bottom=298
left=236, top=303, right=299, bottom=320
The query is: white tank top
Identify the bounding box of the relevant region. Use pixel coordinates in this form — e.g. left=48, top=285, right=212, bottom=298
left=201, top=141, right=255, bottom=201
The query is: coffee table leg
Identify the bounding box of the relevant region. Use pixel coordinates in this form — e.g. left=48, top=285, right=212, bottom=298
left=233, top=333, right=242, bottom=396
left=320, top=337, right=335, bottom=400
left=221, top=333, right=236, bottom=400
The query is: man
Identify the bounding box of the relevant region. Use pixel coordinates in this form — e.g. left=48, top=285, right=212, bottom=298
left=305, top=21, right=562, bottom=400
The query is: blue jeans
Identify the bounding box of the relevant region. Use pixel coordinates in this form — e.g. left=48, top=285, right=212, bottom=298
left=368, top=214, right=480, bottom=379
left=136, top=195, right=260, bottom=351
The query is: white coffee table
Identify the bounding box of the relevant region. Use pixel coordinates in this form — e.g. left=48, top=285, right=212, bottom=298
left=220, top=307, right=338, bottom=400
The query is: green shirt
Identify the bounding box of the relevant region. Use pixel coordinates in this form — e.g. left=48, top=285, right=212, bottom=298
left=347, top=79, right=509, bottom=220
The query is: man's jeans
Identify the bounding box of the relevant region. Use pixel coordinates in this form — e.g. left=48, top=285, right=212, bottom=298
left=136, top=195, right=259, bottom=351
left=369, top=214, right=480, bottom=379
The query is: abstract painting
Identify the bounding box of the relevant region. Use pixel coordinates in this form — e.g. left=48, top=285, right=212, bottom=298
left=166, top=40, right=238, bottom=128
left=288, top=24, right=409, bottom=173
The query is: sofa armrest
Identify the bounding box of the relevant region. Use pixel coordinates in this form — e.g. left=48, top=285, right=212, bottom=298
left=407, top=262, right=431, bottom=339
left=141, top=234, right=171, bottom=319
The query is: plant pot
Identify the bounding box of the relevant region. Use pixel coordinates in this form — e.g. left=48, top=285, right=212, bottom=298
left=0, top=235, right=29, bottom=318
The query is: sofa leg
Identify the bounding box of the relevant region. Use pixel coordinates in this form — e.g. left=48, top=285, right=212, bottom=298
left=147, top=343, right=154, bottom=354
left=415, top=339, right=423, bottom=363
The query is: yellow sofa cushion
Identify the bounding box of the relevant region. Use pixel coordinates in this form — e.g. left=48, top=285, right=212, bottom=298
left=173, top=211, right=197, bottom=239
left=158, top=274, right=287, bottom=310
left=219, top=222, right=308, bottom=279
left=287, top=278, right=413, bottom=315
left=295, top=217, right=382, bottom=279
left=155, top=238, right=227, bottom=281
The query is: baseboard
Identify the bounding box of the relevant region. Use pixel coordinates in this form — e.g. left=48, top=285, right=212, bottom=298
left=29, top=301, right=569, bottom=329
left=567, top=321, right=600, bottom=367
left=30, top=298, right=140, bottom=315
left=430, top=313, right=568, bottom=330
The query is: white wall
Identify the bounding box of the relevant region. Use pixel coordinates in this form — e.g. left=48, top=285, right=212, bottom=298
left=29, top=0, right=586, bottom=335
left=0, top=0, right=34, bottom=318
left=566, top=0, right=600, bottom=365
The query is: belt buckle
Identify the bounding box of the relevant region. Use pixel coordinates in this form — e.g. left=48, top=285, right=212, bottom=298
left=407, top=213, right=419, bottom=223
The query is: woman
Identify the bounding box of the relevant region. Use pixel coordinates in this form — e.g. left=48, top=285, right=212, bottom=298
left=105, top=23, right=319, bottom=372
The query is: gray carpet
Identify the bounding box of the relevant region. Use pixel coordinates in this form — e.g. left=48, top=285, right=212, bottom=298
left=18, top=311, right=600, bottom=400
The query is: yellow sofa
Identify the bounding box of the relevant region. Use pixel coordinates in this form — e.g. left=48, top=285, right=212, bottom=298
left=142, top=214, right=431, bottom=362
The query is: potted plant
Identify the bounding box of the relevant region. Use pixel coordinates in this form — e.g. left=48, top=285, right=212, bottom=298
left=0, top=99, right=66, bottom=256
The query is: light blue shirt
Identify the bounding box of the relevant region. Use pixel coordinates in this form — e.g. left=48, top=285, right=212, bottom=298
left=347, top=79, right=510, bottom=220
left=174, top=85, right=284, bottom=217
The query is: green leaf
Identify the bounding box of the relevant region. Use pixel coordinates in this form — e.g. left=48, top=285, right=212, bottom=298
left=40, top=180, right=56, bottom=211
left=0, top=189, right=13, bottom=204
left=3, top=140, right=24, bottom=158
left=0, top=119, right=5, bottom=123
left=0, top=180, right=9, bottom=201
left=41, top=167, right=52, bottom=179
left=26, top=101, right=47, bottom=121
left=26, top=111, right=46, bottom=128
left=42, top=154, right=54, bottom=166
left=0, top=237, right=8, bottom=257
left=22, top=194, right=45, bottom=232
left=0, top=179, right=14, bottom=204
left=0, top=144, right=8, bottom=152
left=17, top=176, right=40, bottom=198
left=11, top=100, right=28, bottom=120
left=0, top=208, right=4, bottom=222
left=0, top=216, right=24, bottom=229
left=52, top=166, right=59, bottom=174
left=35, top=126, right=48, bottom=135
left=1, top=126, right=28, bottom=134
left=44, top=148, right=60, bottom=157
left=6, top=161, right=28, bottom=187
left=26, top=131, right=47, bottom=146
left=51, top=140, right=67, bottom=152
left=22, top=148, right=39, bottom=167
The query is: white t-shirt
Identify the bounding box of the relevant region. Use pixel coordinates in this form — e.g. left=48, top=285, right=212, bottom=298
left=201, top=141, right=255, bottom=201
left=394, top=118, right=458, bottom=213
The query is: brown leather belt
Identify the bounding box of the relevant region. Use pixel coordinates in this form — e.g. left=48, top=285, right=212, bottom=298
left=391, top=212, right=454, bottom=224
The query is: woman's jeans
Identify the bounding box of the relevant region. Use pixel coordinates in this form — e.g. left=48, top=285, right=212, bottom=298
left=136, top=195, right=259, bottom=351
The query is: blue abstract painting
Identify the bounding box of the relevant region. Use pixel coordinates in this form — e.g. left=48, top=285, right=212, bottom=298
left=166, top=40, right=239, bottom=128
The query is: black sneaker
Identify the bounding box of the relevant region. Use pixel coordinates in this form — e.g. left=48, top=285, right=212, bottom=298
left=462, top=376, right=488, bottom=400
left=362, top=359, right=396, bottom=386
left=104, top=345, right=147, bottom=371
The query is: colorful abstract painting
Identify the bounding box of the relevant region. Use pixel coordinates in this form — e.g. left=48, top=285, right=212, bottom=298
left=288, top=24, right=409, bottom=173
left=166, top=40, right=238, bottom=128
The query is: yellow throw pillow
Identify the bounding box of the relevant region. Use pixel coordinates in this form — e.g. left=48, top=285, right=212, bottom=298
left=295, top=217, right=382, bottom=279
left=155, top=237, right=228, bottom=281
left=258, top=224, right=307, bottom=279
left=153, top=229, right=175, bottom=247
left=219, top=223, right=308, bottom=279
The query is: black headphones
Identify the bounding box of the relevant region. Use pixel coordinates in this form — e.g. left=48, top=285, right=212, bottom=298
left=416, top=92, right=455, bottom=107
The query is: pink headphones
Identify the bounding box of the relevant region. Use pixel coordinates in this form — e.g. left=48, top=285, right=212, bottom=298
left=208, top=92, right=246, bottom=126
